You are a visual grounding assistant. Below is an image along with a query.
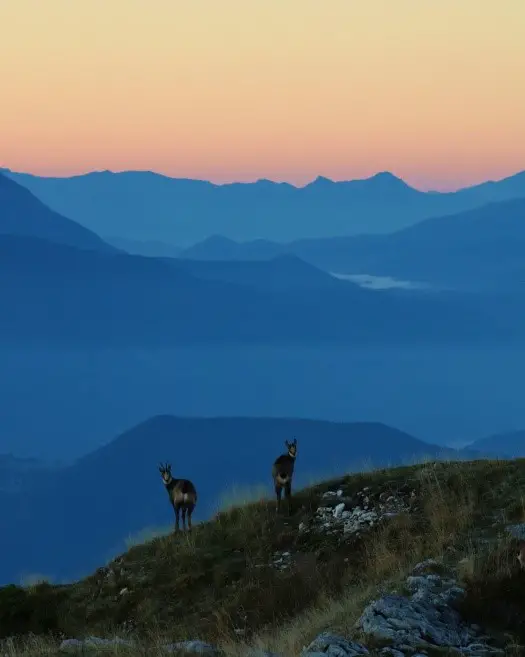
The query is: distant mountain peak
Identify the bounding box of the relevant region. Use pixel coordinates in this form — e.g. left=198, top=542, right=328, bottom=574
left=368, top=171, right=409, bottom=186
left=309, top=175, right=335, bottom=185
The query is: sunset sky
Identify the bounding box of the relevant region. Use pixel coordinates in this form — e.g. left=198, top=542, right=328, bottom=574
left=1, top=0, right=525, bottom=190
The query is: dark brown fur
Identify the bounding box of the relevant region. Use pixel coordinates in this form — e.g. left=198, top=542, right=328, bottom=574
left=272, top=439, right=297, bottom=514
left=159, top=462, right=197, bottom=531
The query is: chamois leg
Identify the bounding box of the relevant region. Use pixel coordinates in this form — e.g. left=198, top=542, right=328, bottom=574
left=275, top=484, right=282, bottom=513
left=174, top=504, right=181, bottom=532
left=181, top=506, right=187, bottom=531
left=284, top=481, right=292, bottom=516
left=187, top=506, right=194, bottom=531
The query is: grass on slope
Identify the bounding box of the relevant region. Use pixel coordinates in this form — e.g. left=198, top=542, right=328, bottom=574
left=3, top=459, right=525, bottom=656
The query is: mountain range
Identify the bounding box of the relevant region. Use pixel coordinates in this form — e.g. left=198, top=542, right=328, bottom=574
left=7, top=231, right=517, bottom=346
left=178, top=197, right=525, bottom=292
left=3, top=167, right=525, bottom=246
left=467, top=430, right=525, bottom=458
left=4, top=172, right=523, bottom=346
left=0, top=414, right=485, bottom=585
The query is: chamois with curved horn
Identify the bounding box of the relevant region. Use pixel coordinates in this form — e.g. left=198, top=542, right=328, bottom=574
left=158, top=462, right=197, bottom=531
left=271, top=438, right=297, bottom=514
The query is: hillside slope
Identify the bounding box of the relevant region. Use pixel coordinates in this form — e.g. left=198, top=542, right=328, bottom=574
left=0, top=416, right=477, bottom=585
left=0, top=172, right=114, bottom=252
left=2, top=458, right=525, bottom=656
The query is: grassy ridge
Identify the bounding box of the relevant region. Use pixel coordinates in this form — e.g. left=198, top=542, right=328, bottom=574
left=2, top=459, right=525, bottom=656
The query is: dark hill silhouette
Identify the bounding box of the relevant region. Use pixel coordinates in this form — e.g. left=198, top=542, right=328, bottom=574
left=354, top=197, right=525, bottom=289
left=3, top=232, right=521, bottom=346
left=0, top=172, right=114, bottom=252
left=105, top=235, right=183, bottom=257
left=306, top=197, right=525, bottom=291
left=0, top=415, right=482, bottom=584
left=5, top=167, right=525, bottom=246
left=180, top=198, right=525, bottom=291
left=170, top=254, right=344, bottom=292
left=180, top=234, right=283, bottom=260
left=467, top=429, right=525, bottom=458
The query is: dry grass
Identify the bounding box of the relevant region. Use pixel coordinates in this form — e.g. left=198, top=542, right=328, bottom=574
left=3, top=458, right=525, bottom=656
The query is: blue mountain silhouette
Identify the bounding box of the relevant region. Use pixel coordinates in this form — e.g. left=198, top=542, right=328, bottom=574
left=5, top=167, right=525, bottom=245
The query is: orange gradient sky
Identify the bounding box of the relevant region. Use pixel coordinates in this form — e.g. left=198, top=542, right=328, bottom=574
left=1, top=0, right=525, bottom=190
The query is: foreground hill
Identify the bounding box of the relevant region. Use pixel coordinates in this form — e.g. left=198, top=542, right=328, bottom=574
left=5, top=167, right=525, bottom=245
left=0, top=172, right=114, bottom=252
left=2, top=233, right=519, bottom=346
left=0, top=416, right=479, bottom=584
left=2, top=458, right=525, bottom=657
left=181, top=197, right=525, bottom=292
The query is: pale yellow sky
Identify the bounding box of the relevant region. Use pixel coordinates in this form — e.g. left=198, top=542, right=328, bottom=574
left=1, top=0, right=525, bottom=189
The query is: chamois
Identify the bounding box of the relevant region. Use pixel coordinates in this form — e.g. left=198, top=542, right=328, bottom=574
left=158, top=462, right=197, bottom=532
left=272, top=438, right=297, bottom=514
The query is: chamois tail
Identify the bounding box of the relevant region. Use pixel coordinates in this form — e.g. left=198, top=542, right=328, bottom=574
left=275, top=472, right=291, bottom=485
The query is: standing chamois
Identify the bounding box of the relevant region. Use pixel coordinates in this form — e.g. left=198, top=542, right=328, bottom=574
left=272, top=438, right=297, bottom=514
left=158, top=462, right=197, bottom=532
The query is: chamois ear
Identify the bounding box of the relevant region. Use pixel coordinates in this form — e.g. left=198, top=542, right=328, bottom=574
left=285, top=440, right=290, bottom=448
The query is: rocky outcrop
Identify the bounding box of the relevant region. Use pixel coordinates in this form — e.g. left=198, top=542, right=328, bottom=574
left=302, top=559, right=505, bottom=657
left=301, top=631, right=369, bottom=656
left=298, top=485, right=417, bottom=540
left=58, top=560, right=507, bottom=656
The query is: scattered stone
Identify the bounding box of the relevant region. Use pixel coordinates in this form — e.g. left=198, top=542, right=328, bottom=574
left=59, top=638, right=84, bottom=651
left=271, top=550, right=293, bottom=571
left=301, top=631, right=369, bottom=657
left=60, top=636, right=134, bottom=651
left=411, top=558, right=442, bottom=575
left=165, top=640, right=219, bottom=655
left=505, top=523, right=525, bottom=540
left=300, top=486, right=417, bottom=541
left=378, top=648, right=405, bottom=657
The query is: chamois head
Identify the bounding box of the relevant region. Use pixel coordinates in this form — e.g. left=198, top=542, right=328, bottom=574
left=158, top=462, right=173, bottom=485
left=285, top=438, right=297, bottom=458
